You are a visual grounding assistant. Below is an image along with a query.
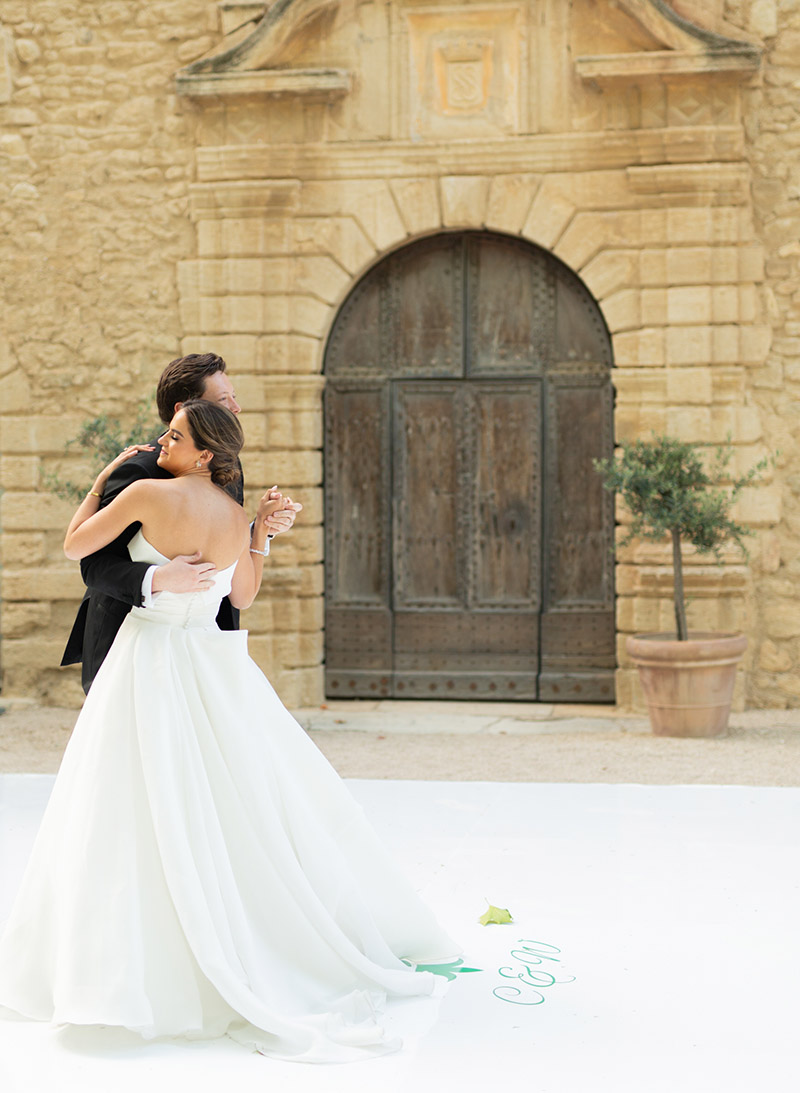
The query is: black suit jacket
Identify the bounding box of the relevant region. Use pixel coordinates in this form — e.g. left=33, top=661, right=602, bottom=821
left=61, top=444, right=244, bottom=694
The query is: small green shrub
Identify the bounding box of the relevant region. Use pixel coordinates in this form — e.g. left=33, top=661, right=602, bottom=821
left=594, top=435, right=772, bottom=640
left=43, top=396, right=156, bottom=503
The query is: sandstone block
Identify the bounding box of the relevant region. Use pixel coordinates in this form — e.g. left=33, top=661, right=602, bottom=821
left=440, top=176, right=490, bottom=229
left=290, top=296, right=333, bottom=340
left=180, top=334, right=258, bottom=372
left=291, top=487, right=322, bottom=526
left=711, top=285, right=740, bottom=323
left=197, top=218, right=289, bottom=258
left=739, top=244, right=765, bottom=282
left=711, top=325, right=740, bottom=363
left=261, top=565, right=323, bottom=597
left=640, top=289, right=667, bottom=325
left=711, top=367, right=745, bottom=404
left=15, top=38, right=41, bottom=64
left=260, top=376, right=324, bottom=412
left=666, top=367, right=712, bottom=405
left=0, top=416, right=85, bottom=454
left=622, top=596, right=663, bottom=633
left=557, top=211, right=642, bottom=272
left=290, top=218, right=376, bottom=277
left=776, top=675, right=800, bottom=702
left=288, top=666, right=325, bottom=707
left=602, top=290, right=639, bottom=333
left=43, top=672, right=85, bottom=710
left=180, top=295, right=290, bottom=335
left=0, top=334, right=13, bottom=377
left=279, top=631, right=324, bottom=669
left=2, top=370, right=33, bottom=414
left=715, top=598, right=747, bottom=633
left=755, top=532, right=781, bottom=574
left=664, top=247, right=711, bottom=286
left=0, top=455, right=39, bottom=491
left=582, top=251, right=639, bottom=300
left=612, top=329, right=665, bottom=367
left=665, top=406, right=712, bottom=440
left=179, top=258, right=291, bottom=297
left=2, top=638, right=68, bottom=670
left=0, top=532, right=47, bottom=566
left=640, top=249, right=668, bottom=285
left=238, top=412, right=268, bottom=449
left=301, top=180, right=405, bottom=253
left=667, top=286, right=711, bottom=325
left=247, top=595, right=323, bottom=635
left=287, top=526, right=323, bottom=565
left=0, top=492, right=74, bottom=532
left=1, top=601, right=52, bottom=637
left=614, top=668, right=641, bottom=713
left=665, top=326, right=712, bottom=366
left=255, top=335, right=321, bottom=375
left=764, top=603, right=800, bottom=640
left=666, top=207, right=742, bottom=245
left=709, top=406, right=763, bottom=443
left=389, top=178, right=441, bottom=237
left=523, top=184, right=576, bottom=250
left=615, top=597, right=635, bottom=632
left=244, top=450, right=322, bottom=487
left=3, top=567, right=85, bottom=601
left=263, top=409, right=322, bottom=451
left=740, top=325, right=772, bottom=364
left=613, top=370, right=667, bottom=403
left=614, top=407, right=667, bottom=440
left=732, top=485, right=782, bottom=527
left=293, top=256, right=352, bottom=306
left=246, top=634, right=278, bottom=676
left=484, top=174, right=540, bottom=234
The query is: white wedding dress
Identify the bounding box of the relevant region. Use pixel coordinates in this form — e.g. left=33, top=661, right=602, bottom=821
left=0, top=531, right=458, bottom=1062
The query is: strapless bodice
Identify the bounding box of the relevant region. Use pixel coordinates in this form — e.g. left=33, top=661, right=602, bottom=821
left=127, top=528, right=236, bottom=629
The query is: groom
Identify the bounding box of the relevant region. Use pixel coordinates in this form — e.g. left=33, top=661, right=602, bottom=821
left=61, top=352, right=299, bottom=693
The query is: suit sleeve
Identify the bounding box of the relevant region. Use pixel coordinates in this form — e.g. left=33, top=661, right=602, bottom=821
left=78, top=453, right=155, bottom=607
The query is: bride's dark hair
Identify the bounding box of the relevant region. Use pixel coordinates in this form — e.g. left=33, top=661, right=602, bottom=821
left=180, top=400, right=243, bottom=488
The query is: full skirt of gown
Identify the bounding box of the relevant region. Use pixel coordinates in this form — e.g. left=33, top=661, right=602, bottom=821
left=0, top=531, right=458, bottom=1062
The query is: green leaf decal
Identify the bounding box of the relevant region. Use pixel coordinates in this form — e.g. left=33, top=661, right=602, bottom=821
left=403, top=958, right=483, bottom=981
left=479, top=904, right=514, bottom=926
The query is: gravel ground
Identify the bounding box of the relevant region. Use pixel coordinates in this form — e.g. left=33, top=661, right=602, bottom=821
left=1, top=701, right=799, bottom=786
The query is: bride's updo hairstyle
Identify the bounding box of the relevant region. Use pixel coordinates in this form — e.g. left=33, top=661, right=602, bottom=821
left=180, top=399, right=243, bottom=488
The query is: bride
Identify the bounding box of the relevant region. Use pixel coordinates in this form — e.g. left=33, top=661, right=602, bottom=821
left=0, top=400, right=458, bottom=1063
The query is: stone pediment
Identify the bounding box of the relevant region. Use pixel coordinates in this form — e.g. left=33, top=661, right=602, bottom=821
left=175, top=0, right=760, bottom=99
left=176, top=0, right=351, bottom=98
left=575, top=0, right=761, bottom=82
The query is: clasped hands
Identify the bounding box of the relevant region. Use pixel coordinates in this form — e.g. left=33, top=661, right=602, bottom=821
left=152, top=486, right=303, bottom=595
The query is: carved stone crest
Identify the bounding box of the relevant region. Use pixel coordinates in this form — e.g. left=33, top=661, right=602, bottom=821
left=434, top=38, right=493, bottom=115
left=406, top=9, right=521, bottom=138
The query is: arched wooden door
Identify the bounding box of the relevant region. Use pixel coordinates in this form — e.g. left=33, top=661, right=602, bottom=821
left=324, top=231, right=615, bottom=702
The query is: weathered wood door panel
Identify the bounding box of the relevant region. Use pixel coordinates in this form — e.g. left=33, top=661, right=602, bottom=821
left=540, top=370, right=615, bottom=701
left=325, top=231, right=614, bottom=702
left=391, top=381, right=541, bottom=699
left=324, top=382, right=392, bottom=695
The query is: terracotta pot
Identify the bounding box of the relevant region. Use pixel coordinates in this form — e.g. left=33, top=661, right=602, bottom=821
left=625, top=631, right=748, bottom=738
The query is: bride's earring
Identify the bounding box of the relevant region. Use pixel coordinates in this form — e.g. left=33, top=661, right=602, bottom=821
left=196, top=460, right=201, bottom=468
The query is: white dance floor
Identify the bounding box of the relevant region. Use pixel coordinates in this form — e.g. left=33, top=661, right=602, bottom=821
left=1, top=775, right=798, bottom=1092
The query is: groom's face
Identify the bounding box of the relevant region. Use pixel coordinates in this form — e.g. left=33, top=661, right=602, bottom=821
left=200, top=371, right=241, bottom=415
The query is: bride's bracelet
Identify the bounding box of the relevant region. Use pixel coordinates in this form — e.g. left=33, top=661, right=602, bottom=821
left=249, top=545, right=269, bottom=557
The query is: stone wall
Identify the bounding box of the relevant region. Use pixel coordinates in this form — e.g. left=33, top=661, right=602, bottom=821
left=1, top=0, right=798, bottom=710
left=730, top=0, right=800, bottom=706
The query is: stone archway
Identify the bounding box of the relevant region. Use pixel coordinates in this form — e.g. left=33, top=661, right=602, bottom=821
left=323, top=230, right=615, bottom=702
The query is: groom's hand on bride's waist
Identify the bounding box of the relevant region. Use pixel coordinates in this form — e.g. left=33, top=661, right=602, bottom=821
left=151, top=552, right=217, bottom=595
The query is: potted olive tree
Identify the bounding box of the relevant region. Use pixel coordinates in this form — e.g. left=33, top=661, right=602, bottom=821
left=594, top=436, right=770, bottom=737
